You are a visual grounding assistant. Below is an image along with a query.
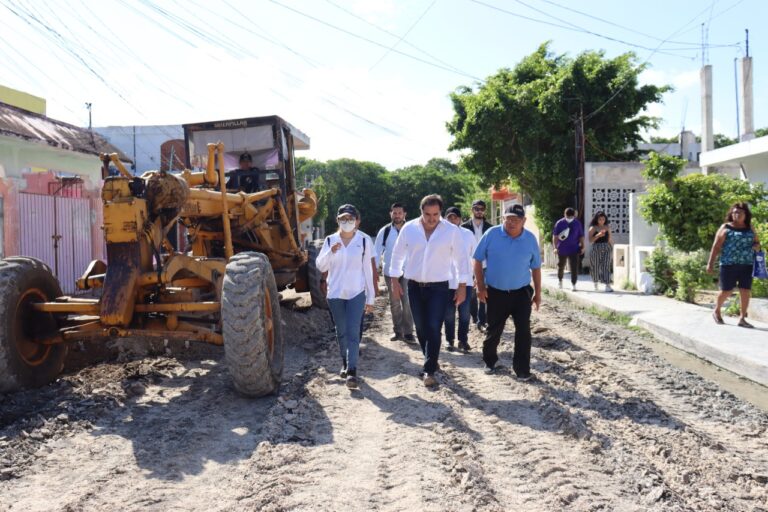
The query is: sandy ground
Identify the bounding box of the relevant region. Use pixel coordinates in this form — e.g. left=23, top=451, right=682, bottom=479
left=1, top=289, right=767, bottom=512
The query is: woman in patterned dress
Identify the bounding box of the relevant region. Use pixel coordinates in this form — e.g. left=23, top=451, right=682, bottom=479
left=707, top=202, right=761, bottom=327
left=588, top=211, right=613, bottom=292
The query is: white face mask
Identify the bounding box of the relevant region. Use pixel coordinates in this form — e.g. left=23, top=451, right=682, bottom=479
left=339, top=220, right=356, bottom=233
left=565, top=216, right=574, bottom=223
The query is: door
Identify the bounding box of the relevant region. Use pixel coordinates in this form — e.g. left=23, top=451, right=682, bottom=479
left=19, top=193, right=93, bottom=295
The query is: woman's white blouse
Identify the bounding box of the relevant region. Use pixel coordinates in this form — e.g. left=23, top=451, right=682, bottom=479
left=315, top=231, right=376, bottom=305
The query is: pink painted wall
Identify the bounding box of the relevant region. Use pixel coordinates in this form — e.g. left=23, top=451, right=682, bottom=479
left=1, top=173, right=105, bottom=264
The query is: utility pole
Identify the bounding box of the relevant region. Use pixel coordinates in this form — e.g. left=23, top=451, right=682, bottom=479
left=574, top=105, right=586, bottom=220
left=85, top=102, right=92, bottom=131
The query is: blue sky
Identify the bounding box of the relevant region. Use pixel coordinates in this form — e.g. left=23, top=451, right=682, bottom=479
left=1, top=0, right=764, bottom=169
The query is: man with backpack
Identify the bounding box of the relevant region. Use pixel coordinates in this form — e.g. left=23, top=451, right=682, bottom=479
left=374, top=203, right=415, bottom=343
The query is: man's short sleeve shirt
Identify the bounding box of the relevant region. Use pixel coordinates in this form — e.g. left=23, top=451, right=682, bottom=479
left=473, top=226, right=541, bottom=290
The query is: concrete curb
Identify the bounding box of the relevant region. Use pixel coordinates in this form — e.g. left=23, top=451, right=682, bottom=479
left=541, top=272, right=768, bottom=388
left=633, top=317, right=768, bottom=387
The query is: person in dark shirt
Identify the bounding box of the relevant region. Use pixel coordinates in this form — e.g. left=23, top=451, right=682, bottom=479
left=552, top=207, right=584, bottom=291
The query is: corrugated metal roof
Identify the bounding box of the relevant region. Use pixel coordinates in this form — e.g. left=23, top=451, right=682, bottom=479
left=0, top=101, right=132, bottom=163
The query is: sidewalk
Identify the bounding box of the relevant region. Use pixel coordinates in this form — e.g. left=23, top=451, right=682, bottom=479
left=541, top=270, right=768, bottom=387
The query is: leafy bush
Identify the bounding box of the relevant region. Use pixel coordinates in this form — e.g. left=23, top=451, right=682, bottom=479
left=644, top=248, right=674, bottom=295
left=670, top=251, right=710, bottom=303
left=639, top=158, right=767, bottom=252
left=645, top=249, right=712, bottom=302
left=753, top=221, right=768, bottom=298
left=650, top=175, right=764, bottom=252
left=641, top=151, right=685, bottom=183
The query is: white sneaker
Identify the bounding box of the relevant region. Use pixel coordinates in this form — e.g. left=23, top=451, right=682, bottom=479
left=571, top=283, right=577, bottom=292
left=558, top=280, right=563, bottom=290
left=605, top=284, right=613, bottom=292
left=593, top=282, right=599, bottom=291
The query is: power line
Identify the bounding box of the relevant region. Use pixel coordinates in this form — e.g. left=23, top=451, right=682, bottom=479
left=2, top=1, right=144, bottom=115
left=323, top=0, right=470, bottom=77
left=369, top=0, right=438, bottom=72
left=583, top=1, right=727, bottom=122
left=267, top=0, right=483, bottom=81
left=537, top=0, right=738, bottom=49
left=473, top=0, right=697, bottom=59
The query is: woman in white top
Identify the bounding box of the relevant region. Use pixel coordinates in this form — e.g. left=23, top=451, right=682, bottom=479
left=316, top=204, right=376, bottom=389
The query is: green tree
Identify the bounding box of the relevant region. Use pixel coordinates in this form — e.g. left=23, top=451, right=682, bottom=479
left=650, top=135, right=678, bottom=144
left=390, top=159, right=482, bottom=221
left=447, top=42, right=668, bottom=236
left=296, top=155, right=486, bottom=235
left=714, top=133, right=737, bottom=148
left=311, top=158, right=392, bottom=235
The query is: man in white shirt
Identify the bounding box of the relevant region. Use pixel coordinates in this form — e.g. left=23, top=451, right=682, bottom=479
left=389, top=194, right=469, bottom=387
left=461, top=199, right=493, bottom=332
left=374, top=202, right=414, bottom=343
left=444, top=206, right=476, bottom=353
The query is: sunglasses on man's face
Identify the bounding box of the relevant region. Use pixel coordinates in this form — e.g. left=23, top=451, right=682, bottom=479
left=472, top=207, right=486, bottom=212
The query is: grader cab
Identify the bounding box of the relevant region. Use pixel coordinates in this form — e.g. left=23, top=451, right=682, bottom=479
left=0, top=116, right=324, bottom=396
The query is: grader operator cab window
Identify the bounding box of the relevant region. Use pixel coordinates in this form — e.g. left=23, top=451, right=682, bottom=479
left=185, top=120, right=294, bottom=197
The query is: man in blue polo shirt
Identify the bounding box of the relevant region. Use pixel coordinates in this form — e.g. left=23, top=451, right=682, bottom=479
left=473, top=204, right=542, bottom=381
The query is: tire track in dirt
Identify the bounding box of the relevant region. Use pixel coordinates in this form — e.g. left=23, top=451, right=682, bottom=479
left=526, top=301, right=768, bottom=510
left=435, top=342, right=637, bottom=510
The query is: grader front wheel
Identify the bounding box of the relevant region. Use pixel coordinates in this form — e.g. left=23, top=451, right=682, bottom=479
left=0, top=257, right=67, bottom=393
left=222, top=252, right=284, bottom=397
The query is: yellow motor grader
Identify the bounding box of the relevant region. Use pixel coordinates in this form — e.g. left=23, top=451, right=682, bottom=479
left=0, top=116, right=325, bottom=396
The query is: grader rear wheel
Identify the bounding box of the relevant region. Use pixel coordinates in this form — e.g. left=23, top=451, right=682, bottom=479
left=221, top=252, right=284, bottom=397
left=0, top=257, right=67, bottom=393
left=307, top=239, right=328, bottom=310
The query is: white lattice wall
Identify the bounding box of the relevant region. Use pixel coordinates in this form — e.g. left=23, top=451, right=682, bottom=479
left=584, top=162, right=650, bottom=247
left=589, top=187, right=636, bottom=236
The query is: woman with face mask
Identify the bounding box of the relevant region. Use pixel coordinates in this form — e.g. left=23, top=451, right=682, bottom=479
left=315, top=204, right=376, bottom=389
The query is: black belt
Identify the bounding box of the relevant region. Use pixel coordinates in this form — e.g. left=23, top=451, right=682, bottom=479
left=488, top=285, right=529, bottom=293
left=410, top=280, right=449, bottom=287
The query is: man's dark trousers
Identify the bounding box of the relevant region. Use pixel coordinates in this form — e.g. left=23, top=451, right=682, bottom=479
left=408, top=281, right=452, bottom=375
left=469, top=286, right=487, bottom=326
left=482, top=286, right=533, bottom=376
left=557, top=253, right=580, bottom=285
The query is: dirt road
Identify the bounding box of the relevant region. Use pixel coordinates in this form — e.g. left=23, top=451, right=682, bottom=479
left=1, top=292, right=767, bottom=511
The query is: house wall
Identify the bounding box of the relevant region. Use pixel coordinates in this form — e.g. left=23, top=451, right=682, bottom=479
left=94, top=125, right=183, bottom=174
left=584, top=162, right=650, bottom=249
left=0, top=136, right=103, bottom=182
left=0, top=85, right=46, bottom=115
left=0, top=137, right=105, bottom=264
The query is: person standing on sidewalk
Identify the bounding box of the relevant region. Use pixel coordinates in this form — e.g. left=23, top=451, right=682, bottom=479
left=374, top=203, right=415, bottom=343
left=462, top=199, right=493, bottom=331
left=552, top=207, right=584, bottom=291
left=707, top=202, right=762, bottom=328
left=316, top=204, right=376, bottom=389
left=444, top=206, right=476, bottom=353
left=389, top=194, right=470, bottom=387
left=474, top=204, right=541, bottom=381
left=588, top=211, right=614, bottom=292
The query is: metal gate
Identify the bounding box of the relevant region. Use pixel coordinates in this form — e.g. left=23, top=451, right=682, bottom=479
left=19, top=193, right=92, bottom=295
